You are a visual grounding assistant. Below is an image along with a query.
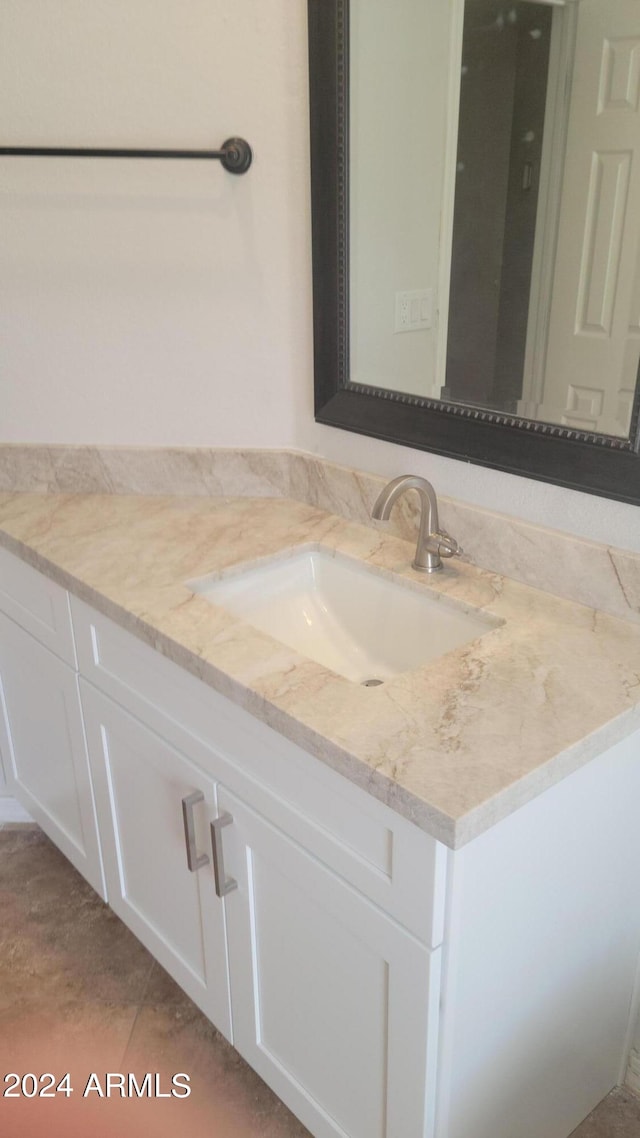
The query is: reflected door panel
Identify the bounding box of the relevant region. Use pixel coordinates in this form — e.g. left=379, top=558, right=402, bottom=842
left=533, top=0, right=640, bottom=436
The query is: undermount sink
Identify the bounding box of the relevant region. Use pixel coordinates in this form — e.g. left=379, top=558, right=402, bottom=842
left=188, top=548, right=497, bottom=685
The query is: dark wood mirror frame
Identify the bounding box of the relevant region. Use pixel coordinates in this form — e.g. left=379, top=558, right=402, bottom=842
left=308, top=0, right=640, bottom=506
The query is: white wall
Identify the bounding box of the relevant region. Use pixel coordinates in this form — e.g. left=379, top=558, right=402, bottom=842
left=1, top=0, right=639, bottom=554
left=0, top=0, right=310, bottom=448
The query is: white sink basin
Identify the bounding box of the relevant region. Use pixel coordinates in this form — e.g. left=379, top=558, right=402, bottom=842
left=189, top=548, right=496, bottom=685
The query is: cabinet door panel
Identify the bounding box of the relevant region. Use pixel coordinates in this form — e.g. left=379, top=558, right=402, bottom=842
left=220, top=786, right=439, bottom=1138
left=80, top=681, right=232, bottom=1040
left=0, top=612, right=104, bottom=896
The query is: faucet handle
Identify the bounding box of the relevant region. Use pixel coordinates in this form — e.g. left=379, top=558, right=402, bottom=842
left=432, top=530, right=463, bottom=559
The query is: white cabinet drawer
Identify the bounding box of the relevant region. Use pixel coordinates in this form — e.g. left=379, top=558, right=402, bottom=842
left=71, top=596, right=447, bottom=946
left=0, top=545, right=76, bottom=666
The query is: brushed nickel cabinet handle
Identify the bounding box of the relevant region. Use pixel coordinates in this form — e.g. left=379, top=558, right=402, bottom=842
left=181, top=791, right=210, bottom=872
left=210, top=813, right=238, bottom=898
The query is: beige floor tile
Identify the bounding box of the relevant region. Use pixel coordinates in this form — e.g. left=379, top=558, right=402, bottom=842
left=569, top=1087, right=640, bottom=1137
left=0, top=999, right=141, bottom=1138
left=0, top=998, right=139, bottom=1071
left=0, top=830, right=154, bottom=1009
left=122, top=1001, right=311, bottom=1137
left=140, top=959, right=192, bottom=1006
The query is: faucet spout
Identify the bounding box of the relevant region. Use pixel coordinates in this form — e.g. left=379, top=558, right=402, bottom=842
left=372, top=475, right=462, bottom=573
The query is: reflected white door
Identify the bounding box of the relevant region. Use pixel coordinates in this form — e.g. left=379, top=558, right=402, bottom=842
left=536, top=0, right=640, bottom=436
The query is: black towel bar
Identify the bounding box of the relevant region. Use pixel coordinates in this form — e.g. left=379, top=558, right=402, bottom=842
left=0, top=136, right=252, bottom=174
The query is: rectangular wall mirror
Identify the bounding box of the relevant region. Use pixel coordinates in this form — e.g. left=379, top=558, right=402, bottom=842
left=308, top=0, right=640, bottom=504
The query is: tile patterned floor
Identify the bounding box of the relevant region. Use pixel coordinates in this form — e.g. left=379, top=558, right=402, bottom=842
left=0, top=823, right=638, bottom=1138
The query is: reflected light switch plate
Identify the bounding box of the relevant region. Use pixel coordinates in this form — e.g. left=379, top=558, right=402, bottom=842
left=395, top=289, right=433, bottom=333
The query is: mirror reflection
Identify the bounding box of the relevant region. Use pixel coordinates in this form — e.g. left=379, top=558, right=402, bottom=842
left=349, top=0, right=640, bottom=439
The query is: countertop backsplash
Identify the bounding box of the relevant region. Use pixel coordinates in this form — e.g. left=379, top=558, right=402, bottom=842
left=0, top=443, right=638, bottom=625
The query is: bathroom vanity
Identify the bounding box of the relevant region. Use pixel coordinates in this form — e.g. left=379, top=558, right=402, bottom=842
left=1, top=490, right=639, bottom=1138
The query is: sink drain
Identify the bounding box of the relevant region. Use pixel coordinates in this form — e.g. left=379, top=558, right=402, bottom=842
left=361, top=678, right=384, bottom=687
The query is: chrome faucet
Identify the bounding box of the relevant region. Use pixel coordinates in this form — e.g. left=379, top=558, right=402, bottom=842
left=371, top=475, right=462, bottom=573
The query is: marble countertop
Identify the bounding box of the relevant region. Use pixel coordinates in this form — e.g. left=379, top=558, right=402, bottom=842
left=1, top=491, right=639, bottom=849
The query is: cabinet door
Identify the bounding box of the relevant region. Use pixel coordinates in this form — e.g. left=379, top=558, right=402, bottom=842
left=80, top=681, right=232, bottom=1040
left=219, top=786, right=441, bottom=1138
left=0, top=611, right=105, bottom=896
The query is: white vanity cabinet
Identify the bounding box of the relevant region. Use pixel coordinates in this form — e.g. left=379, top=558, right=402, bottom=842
left=0, top=549, right=104, bottom=895
left=4, top=543, right=640, bottom=1138
left=79, top=667, right=439, bottom=1138
left=70, top=596, right=445, bottom=1138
